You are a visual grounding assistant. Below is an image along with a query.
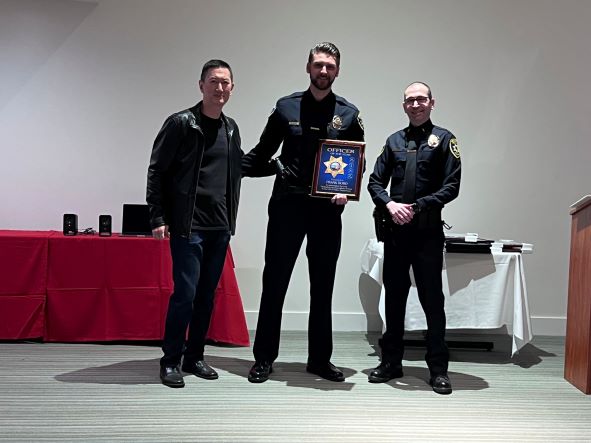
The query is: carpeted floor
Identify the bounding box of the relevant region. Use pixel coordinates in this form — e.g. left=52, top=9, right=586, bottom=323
left=0, top=332, right=589, bottom=442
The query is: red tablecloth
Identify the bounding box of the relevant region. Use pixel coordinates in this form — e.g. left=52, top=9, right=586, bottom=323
left=0, top=230, right=249, bottom=346
left=0, top=231, right=48, bottom=339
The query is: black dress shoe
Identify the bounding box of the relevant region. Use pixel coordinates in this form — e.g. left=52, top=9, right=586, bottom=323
left=160, top=365, right=185, bottom=388
left=181, top=360, right=219, bottom=380
left=368, top=362, right=403, bottom=383
left=248, top=361, right=272, bottom=383
left=306, top=362, right=345, bottom=382
left=430, top=374, right=452, bottom=395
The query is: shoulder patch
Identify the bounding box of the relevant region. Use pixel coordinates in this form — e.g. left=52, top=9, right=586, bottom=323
left=449, top=138, right=460, bottom=159
left=357, top=115, right=364, bottom=131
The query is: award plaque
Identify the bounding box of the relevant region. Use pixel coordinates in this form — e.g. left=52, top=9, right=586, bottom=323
left=311, top=139, right=366, bottom=201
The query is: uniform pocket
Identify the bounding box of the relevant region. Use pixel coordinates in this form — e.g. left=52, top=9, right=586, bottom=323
left=417, top=149, right=437, bottom=174
left=392, top=150, right=407, bottom=179
left=288, top=124, right=303, bottom=136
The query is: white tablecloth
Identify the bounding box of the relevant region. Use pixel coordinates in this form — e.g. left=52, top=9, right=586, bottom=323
left=360, top=239, right=533, bottom=356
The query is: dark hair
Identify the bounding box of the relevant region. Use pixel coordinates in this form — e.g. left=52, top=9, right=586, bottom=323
left=405, top=81, right=432, bottom=99
left=308, top=42, right=341, bottom=67
left=200, top=59, right=233, bottom=82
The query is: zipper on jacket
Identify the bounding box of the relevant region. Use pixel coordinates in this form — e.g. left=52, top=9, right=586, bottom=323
left=226, top=121, right=234, bottom=234
left=186, top=122, right=205, bottom=237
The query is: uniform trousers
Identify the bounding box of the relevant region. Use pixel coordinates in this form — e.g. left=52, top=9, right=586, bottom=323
left=253, top=194, right=343, bottom=364
left=380, top=224, right=449, bottom=376
left=160, top=230, right=231, bottom=367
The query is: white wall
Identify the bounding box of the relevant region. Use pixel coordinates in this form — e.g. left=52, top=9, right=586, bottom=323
left=2, top=0, right=590, bottom=335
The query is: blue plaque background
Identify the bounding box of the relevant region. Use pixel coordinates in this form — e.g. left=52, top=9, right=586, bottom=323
left=312, top=141, right=364, bottom=199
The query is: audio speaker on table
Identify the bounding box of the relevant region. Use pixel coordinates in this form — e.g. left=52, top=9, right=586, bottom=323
left=63, top=214, right=78, bottom=236
left=99, top=214, right=112, bottom=237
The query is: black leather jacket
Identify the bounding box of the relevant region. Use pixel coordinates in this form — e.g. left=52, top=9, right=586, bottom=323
left=146, top=102, right=243, bottom=236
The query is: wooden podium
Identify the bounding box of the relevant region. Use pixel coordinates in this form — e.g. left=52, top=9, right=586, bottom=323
left=565, top=195, right=591, bottom=394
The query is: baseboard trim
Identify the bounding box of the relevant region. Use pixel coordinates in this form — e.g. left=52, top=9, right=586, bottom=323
left=244, top=312, right=567, bottom=336
left=530, top=316, right=566, bottom=336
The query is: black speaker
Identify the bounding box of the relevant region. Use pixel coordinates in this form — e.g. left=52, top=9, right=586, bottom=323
left=99, top=214, right=112, bottom=237
left=63, top=214, right=78, bottom=236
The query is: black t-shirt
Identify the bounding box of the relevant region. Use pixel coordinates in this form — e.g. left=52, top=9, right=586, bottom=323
left=191, top=113, right=229, bottom=230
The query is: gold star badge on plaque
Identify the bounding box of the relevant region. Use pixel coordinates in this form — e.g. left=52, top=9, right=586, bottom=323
left=324, top=156, right=348, bottom=178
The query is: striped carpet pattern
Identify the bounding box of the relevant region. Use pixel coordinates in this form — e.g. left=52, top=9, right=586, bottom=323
left=0, top=332, right=589, bottom=442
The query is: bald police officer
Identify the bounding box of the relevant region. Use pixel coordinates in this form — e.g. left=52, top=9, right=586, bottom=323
left=367, top=81, right=461, bottom=395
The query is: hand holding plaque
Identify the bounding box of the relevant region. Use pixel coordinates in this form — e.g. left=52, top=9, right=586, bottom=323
left=310, top=139, right=366, bottom=201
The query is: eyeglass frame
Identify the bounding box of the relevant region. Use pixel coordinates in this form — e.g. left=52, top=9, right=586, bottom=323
left=404, top=96, right=430, bottom=105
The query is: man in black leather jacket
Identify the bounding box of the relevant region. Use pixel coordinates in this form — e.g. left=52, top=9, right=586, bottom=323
left=242, top=42, right=364, bottom=383
left=147, top=59, right=243, bottom=388
left=367, top=81, right=461, bottom=395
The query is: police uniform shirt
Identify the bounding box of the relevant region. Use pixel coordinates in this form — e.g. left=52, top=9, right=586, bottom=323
left=296, top=90, right=336, bottom=186
left=242, top=89, right=365, bottom=187
left=368, top=119, right=461, bottom=213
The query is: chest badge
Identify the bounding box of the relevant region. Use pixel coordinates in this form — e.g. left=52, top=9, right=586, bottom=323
left=331, top=115, right=343, bottom=130
left=427, top=134, right=440, bottom=148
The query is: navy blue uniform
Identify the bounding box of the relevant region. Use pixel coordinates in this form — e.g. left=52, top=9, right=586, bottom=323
left=243, top=89, right=364, bottom=365
left=367, top=120, right=461, bottom=376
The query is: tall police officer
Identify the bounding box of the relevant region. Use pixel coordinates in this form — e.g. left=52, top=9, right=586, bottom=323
left=243, top=42, right=364, bottom=383
left=367, top=82, right=461, bottom=394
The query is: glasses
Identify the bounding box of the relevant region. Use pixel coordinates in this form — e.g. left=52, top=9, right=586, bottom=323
left=404, top=96, right=430, bottom=105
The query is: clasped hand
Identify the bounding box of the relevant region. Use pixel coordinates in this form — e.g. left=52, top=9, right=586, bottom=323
left=386, top=201, right=414, bottom=225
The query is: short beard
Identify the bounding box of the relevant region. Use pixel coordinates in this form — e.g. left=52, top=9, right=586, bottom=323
left=310, top=75, right=334, bottom=91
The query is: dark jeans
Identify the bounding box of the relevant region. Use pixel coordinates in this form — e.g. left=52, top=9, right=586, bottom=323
left=380, top=225, right=449, bottom=376
left=160, top=230, right=231, bottom=367
left=253, top=195, right=343, bottom=364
